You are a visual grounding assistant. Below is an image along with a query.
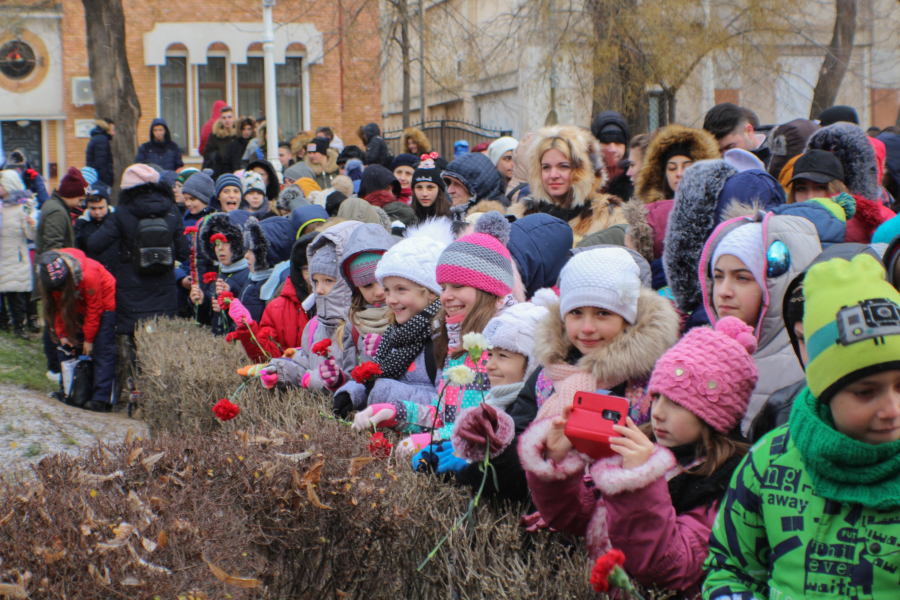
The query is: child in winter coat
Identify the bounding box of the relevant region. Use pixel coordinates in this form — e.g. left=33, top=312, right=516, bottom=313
left=704, top=254, right=900, bottom=600
left=242, top=171, right=275, bottom=221
left=261, top=221, right=361, bottom=392
left=193, top=212, right=251, bottom=335
left=332, top=218, right=453, bottom=418
left=38, top=249, right=117, bottom=411
left=411, top=154, right=452, bottom=223
left=522, top=316, right=756, bottom=597
left=351, top=212, right=516, bottom=455
left=342, top=223, right=395, bottom=361
left=0, top=174, right=36, bottom=340
left=230, top=216, right=296, bottom=324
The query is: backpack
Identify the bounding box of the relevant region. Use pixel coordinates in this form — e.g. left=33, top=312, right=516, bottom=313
left=132, top=216, right=174, bottom=276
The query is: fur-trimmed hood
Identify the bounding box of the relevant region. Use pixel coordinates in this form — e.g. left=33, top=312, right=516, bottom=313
left=199, top=212, right=247, bottom=262
left=527, top=125, right=608, bottom=209
left=622, top=199, right=654, bottom=264
left=806, top=123, right=880, bottom=200
left=304, top=147, right=339, bottom=177
left=634, top=124, right=720, bottom=204
left=212, top=119, right=237, bottom=139
left=401, top=127, right=432, bottom=154
left=534, top=288, right=681, bottom=386
left=662, top=160, right=738, bottom=312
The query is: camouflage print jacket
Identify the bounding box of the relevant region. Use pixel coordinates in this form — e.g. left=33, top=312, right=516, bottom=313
left=703, top=425, right=900, bottom=600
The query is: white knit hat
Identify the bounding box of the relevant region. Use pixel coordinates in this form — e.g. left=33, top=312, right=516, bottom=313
left=558, top=247, right=641, bottom=324
left=487, top=137, right=518, bottom=166
left=375, top=217, right=455, bottom=294
left=0, top=170, right=25, bottom=194
left=711, top=223, right=766, bottom=291
left=483, top=301, right=548, bottom=378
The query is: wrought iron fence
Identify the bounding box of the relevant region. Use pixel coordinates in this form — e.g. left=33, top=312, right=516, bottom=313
left=383, top=119, right=513, bottom=159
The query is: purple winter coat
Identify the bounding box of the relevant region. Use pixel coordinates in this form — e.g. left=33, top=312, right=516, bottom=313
left=518, top=418, right=716, bottom=597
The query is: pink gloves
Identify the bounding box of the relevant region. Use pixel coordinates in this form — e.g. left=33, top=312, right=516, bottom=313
left=397, top=433, right=435, bottom=457
left=363, top=333, right=382, bottom=357
left=352, top=403, right=398, bottom=430
left=318, top=356, right=344, bottom=390
left=261, top=366, right=279, bottom=389
left=228, top=298, right=254, bottom=327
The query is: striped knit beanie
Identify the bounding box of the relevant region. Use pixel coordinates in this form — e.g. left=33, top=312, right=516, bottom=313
left=348, top=252, right=383, bottom=288
left=436, top=211, right=513, bottom=297
left=215, top=173, right=242, bottom=198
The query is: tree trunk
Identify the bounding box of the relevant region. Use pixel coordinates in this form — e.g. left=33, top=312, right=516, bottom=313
left=82, top=0, right=141, bottom=204
left=399, top=0, right=411, bottom=129
left=809, top=0, right=857, bottom=120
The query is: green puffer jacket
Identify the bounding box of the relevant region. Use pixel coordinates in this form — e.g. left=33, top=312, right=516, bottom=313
left=703, top=425, right=900, bottom=600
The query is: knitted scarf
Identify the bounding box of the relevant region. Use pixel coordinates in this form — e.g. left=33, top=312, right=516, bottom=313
left=666, top=443, right=745, bottom=515
left=353, top=305, right=391, bottom=336
left=535, top=363, right=596, bottom=420
left=484, top=381, right=526, bottom=412
left=790, top=386, right=900, bottom=509
left=373, top=298, right=441, bottom=380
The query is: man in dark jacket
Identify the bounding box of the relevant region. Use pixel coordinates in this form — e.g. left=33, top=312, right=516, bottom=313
left=85, top=118, right=115, bottom=187
left=75, top=192, right=119, bottom=276
left=135, top=118, right=184, bottom=172
left=225, top=117, right=255, bottom=173
left=202, top=106, right=237, bottom=179
left=357, top=122, right=393, bottom=169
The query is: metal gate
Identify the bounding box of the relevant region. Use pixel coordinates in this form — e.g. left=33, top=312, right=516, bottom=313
left=383, top=120, right=512, bottom=159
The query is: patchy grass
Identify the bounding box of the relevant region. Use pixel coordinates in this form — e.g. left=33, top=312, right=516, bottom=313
left=0, top=328, right=56, bottom=393
left=23, top=442, right=42, bottom=458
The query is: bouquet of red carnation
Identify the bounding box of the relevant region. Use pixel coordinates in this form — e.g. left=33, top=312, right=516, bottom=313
left=212, top=398, right=240, bottom=421
left=590, top=549, right=643, bottom=597
left=312, top=339, right=332, bottom=357
left=351, top=361, right=382, bottom=384
left=203, top=272, right=218, bottom=284
left=210, top=232, right=228, bottom=245
left=368, top=431, right=392, bottom=458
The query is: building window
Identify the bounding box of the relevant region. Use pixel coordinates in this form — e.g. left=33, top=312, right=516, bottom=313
left=236, top=56, right=303, bottom=138
left=159, top=56, right=188, bottom=153
left=198, top=56, right=227, bottom=128
left=648, top=92, right=671, bottom=131
left=276, top=57, right=303, bottom=139
left=237, top=57, right=265, bottom=120
left=0, top=40, right=37, bottom=80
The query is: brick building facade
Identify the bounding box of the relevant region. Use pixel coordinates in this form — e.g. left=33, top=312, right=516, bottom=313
left=0, top=0, right=381, bottom=188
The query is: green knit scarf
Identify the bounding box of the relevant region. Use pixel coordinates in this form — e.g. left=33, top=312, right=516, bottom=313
left=789, top=386, right=900, bottom=509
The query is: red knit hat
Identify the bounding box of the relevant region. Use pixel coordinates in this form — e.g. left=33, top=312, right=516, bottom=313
left=57, top=167, right=90, bottom=199
left=647, top=316, right=758, bottom=434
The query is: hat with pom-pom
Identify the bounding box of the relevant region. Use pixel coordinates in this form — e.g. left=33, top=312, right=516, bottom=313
left=376, top=216, right=455, bottom=295
left=436, top=211, right=513, bottom=297
left=482, top=301, right=549, bottom=379
left=647, top=316, right=758, bottom=433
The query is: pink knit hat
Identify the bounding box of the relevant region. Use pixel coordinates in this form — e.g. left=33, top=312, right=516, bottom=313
left=436, top=212, right=513, bottom=297
left=647, top=317, right=758, bottom=434
left=121, top=164, right=161, bottom=190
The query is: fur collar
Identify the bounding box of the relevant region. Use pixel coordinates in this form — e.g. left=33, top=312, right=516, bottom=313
left=634, top=124, right=720, bottom=204
left=621, top=199, right=654, bottom=264
left=534, top=288, right=681, bottom=385
left=527, top=125, right=608, bottom=209
left=470, top=199, right=509, bottom=216
left=662, top=160, right=738, bottom=313
left=212, top=120, right=236, bottom=139
left=807, top=123, right=880, bottom=200
left=199, top=212, right=246, bottom=261
left=305, top=148, right=339, bottom=176
left=245, top=219, right=272, bottom=270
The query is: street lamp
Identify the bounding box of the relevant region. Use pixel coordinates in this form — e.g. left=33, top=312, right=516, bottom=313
left=262, top=0, right=283, bottom=181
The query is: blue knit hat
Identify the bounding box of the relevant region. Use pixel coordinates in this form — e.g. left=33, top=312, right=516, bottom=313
left=182, top=172, right=215, bottom=205
left=215, top=173, right=242, bottom=198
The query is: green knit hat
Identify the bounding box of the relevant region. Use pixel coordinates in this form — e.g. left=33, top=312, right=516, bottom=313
left=807, top=192, right=856, bottom=223
left=177, top=168, right=199, bottom=185
left=804, top=253, right=900, bottom=402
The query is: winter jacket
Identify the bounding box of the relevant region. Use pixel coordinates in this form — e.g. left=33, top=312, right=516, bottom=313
left=507, top=214, right=573, bottom=300
left=198, top=100, right=227, bottom=156
left=358, top=164, right=401, bottom=200
left=239, top=216, right=297, bottom=323
left=522, top=432, right=716, bottom=596
left=337, top=345, right=442, bottom=412
left=206, top=265, right=250, bottom=336
left=517, top=125, right=628, bottom=245
left=85, top=121, right=114, bottom=186
left=700, top=211, right=821, bottom=434
left=75, top=212, right=119, bottom=276
left=235, top=277, right=310, bottom=362
left=1, top=163, right=49, bottom=207
left=183, top=205, right=216, bottom=230
left=265, top=221, right=361, bottom=391
left=304, top=148, right=340, bottom=190
left=35, top=193, right=75, bottom=258
left=246, top=160, right=281, bottom=202
left=0, top=192, right=35, bottom=292
left=291, top=204, right=328, bottom=236
left=87, top=182, right=190, bottom=334
left=135, top=118, right=184, bottom=172
left=770, top=197, right=850, bottom=248
left=52, top=248, right=116, bottom=344
left=202, top=120, right=237, bottom=180
left=224, top=135, right=252, bottom=174
left=703, top=424, right=900, bottom=600
left=360, top=123, right=393, bottom=169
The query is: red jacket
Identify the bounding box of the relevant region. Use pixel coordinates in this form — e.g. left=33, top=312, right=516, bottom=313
left=235, top=278, right=310, bottom=362
left=53, top=248, right=116, bottom=343
left=845, top=195, right=894, bottom=243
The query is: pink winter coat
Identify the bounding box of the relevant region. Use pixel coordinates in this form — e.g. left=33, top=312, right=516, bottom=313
left=519, top=418, right=716, bottom=597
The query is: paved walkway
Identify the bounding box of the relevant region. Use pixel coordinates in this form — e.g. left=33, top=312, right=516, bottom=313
left=0, top=384, right=147, bottom=473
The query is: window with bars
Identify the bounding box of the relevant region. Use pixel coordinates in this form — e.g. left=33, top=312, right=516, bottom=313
left=198, top=56, right=227, bottom=128
left=236, top=56, right=304, bottom=139
left=159, top=56, right=188, bottom=153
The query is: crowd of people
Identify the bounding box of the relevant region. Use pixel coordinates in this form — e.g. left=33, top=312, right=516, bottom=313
left=2, top=100, right=900, bottom=597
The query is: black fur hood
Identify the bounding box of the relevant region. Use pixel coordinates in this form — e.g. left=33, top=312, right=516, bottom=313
left=199, top=212, right=246, bottom=262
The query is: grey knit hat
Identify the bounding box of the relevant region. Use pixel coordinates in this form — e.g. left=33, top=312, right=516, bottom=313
left=277, top=184, right=308, bottom=213
left=181, top=172, right=215, bottom=205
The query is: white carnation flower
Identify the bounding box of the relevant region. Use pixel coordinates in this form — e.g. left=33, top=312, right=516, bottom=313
left=462, top=332, right=491, bottom=353
left=446, top=365, right=476, bottom=386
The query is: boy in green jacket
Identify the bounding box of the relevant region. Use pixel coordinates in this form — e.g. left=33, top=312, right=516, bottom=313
left=704, top=253, right=900, bottom=600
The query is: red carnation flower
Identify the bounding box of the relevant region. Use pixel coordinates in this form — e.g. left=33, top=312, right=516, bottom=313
left=311, top=339, right=332, bottom=357
left=590, top=549, right=627, bottom=593
left=368, top=431, right=392, bottom=459
left=203, top=272, right=218, bottom=284
left=225, top=332, right=238, bottom=343
left=184, top=225, right=199, bottom=234
left=212, top=398, right=240, bottom=421
left=217, top=291, right=234, bottom=306
left=351, top=361, right=383, bottom=384
left=210, top=233, right=228, bottom=245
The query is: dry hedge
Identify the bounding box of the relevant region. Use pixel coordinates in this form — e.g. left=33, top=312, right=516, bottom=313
left=0, top=318, right=673, bottom=598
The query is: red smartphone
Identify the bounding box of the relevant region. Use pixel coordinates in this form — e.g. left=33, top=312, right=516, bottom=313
left=564, top=391, right=630, bottom=460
